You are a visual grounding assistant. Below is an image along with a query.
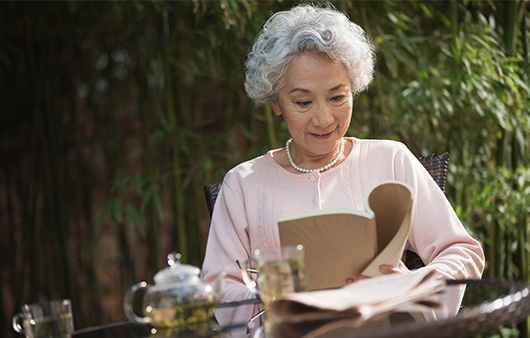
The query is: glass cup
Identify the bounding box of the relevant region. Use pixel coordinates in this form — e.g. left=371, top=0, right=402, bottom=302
left=242, top=245, right=307, bottom=310
left=12, top=299, right=74, bottom=338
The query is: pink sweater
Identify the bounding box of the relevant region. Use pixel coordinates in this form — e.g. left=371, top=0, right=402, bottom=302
left=201, top=138, right=484, bottom=328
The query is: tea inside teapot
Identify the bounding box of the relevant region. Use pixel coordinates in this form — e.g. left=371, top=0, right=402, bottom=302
left=124, top=252, right=225, bottom=329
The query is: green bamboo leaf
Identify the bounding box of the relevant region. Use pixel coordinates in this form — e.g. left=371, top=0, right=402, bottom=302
left=133, top=173, right=142, bottom=195
left=464, top=42, right=477, bottom=57
left=149, top=130, right=165, bottom=148
left=110, top=172, right=125, bottom=193
left=140, top=184, right=154, bottom=213
left=126, top=203, right=146, bottom=239
left=94, top=205, right=108, bottom=244
left=418, top=3, right=433, bottom=19
left=151, top=189, right=164, bottom=221
left=110, top=198, right=123, bottom=223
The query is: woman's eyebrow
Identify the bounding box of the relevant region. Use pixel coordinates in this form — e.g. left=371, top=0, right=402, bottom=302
left=288, top=84, right=347, bottom=95
left=288, top=88, right=310, bottom=94
left=329, top=84, right=347, bottom=92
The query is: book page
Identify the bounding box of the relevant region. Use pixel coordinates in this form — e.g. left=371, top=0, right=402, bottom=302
left=361, top=182, right=415, bottom=277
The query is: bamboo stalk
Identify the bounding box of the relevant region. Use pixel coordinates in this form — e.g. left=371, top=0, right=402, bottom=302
left=137, top=57, right=161, bottom=272
left=264, top=105, right=278, bottom=149
left=451, top=0, right=458, bottom=39
left=522, top=4, right=529, bottom=75
left=493, top=220, right=503, bottom=279
left=161, top=6, right=188, bottom=260
left=504, top=0, right=520, bottom=56
left=520, top=213, right=530, bottom=336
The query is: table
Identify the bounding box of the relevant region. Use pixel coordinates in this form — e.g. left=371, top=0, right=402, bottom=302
left=74, top=320, right=246, bottom=338
left=73, top=279, right=530, bottom=338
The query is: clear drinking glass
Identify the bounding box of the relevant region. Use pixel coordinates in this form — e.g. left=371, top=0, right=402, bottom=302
left=242, top=245, right=307, bottom=338
left=12, top=299, right=74, bottom=338
left=243, top=245, right=307, bottom=310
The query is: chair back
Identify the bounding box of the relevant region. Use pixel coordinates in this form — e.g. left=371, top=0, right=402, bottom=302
left=418, top=152, right=449, bottom=193
left=203, top=183, right=221, bottom=219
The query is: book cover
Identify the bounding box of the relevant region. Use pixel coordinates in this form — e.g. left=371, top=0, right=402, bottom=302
left=278, top=181, right=415, bottom=291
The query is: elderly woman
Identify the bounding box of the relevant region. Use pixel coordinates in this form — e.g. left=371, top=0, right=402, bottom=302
left=201, top=4, right=484, bottom=331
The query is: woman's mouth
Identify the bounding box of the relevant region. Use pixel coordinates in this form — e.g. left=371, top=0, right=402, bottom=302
left=310, top=131, right=334, bottom=140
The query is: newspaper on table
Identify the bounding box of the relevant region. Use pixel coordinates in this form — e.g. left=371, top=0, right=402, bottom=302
left=268, top=268, right=445, bottom=325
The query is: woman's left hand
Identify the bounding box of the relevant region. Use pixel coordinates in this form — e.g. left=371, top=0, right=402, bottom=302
left=346, top=261, right=410, bottom=284
left=379, top=260, right=410, bottom=275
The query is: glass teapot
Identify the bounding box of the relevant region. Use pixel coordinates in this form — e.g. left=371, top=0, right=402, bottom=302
left=124, top=252, right=225, bottom=329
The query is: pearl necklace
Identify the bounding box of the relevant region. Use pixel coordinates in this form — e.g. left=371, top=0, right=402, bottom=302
left=285, top=138, right=345, bottom=173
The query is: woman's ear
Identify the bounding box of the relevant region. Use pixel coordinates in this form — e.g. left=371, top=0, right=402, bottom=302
left=270, top=101, right=282, bottom=116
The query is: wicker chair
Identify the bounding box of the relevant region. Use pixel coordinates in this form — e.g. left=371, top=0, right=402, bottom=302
left=203, top=152, right=450, bottom=270
left=417, top=152, right=449, bottom=193
left=406, top=152, right=450, bottom=269
left=203, top=183, right=222, bottom=220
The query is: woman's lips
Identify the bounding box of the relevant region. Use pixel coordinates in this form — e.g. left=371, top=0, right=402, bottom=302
left=310, top=131, right=334, bottom=140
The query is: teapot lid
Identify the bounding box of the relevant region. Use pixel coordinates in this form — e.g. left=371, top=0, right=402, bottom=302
left=153, top=252, right=200, bottom=285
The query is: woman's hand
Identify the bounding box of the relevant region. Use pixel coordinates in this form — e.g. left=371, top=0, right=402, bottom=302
left=379, top=260, right=410, bottom=275
left=345, top=261, right=410, bottom=284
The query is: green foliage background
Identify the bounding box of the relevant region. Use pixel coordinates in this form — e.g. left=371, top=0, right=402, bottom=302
left=1, top=0, right=528, bottom=337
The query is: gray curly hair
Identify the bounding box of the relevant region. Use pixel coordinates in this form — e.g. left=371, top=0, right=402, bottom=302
left=244, top=4, right=375, bottom=104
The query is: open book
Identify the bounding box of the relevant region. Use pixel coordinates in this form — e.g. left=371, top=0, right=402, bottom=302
left=268, top=269, right=444, bottom=337
left=278, top=181, right=415, bottom=291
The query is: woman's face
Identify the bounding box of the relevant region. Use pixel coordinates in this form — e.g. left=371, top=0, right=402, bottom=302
left=271, top=52, right=353, bottom=163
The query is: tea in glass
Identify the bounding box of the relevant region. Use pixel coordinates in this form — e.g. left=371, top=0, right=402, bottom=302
left=250, top=245, right=306, bottom=309
left=13, top=299, right=74, bottom=338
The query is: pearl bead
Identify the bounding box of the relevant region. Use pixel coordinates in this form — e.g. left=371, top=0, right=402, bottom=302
left=286, top=138, right=345, bottom=173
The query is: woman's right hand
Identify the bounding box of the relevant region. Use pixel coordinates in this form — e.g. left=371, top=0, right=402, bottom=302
left=345, top=276, right=369, bottom=284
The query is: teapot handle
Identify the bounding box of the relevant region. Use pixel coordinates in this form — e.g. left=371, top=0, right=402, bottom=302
left=12, top=313, right=24, bottom=334
left=123, top=282, right=150, bottom=324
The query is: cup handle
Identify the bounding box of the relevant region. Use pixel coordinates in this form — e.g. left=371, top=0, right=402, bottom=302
left=252, top=325, right=265, bottom=338
left=12, top=313, right=24, bottom=333
left=240, top=260, right=259, bottom=295
left=123, top=282, right=150, bottom=324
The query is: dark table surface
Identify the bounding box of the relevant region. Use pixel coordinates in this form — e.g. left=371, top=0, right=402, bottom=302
left=74, top=320, right=245, bottom=338
left=73, top=279, right=530, bottom=338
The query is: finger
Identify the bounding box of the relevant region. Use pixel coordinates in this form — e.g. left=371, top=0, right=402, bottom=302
left=379, top=265, right=399, bottom=274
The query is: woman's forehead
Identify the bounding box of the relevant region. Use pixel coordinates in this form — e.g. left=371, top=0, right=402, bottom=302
left=282, top=53, right=350, bottom=93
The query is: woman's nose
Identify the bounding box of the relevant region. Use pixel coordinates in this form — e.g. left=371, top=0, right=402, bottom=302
left=313, top=103, right=334, bottom=127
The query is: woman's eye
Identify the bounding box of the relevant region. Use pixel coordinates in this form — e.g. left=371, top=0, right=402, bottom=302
left=331, top=95, right=345, bottom=102
left=296, top=100, right=311, bottom=107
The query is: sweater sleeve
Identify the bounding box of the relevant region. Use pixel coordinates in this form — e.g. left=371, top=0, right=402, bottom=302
left=393, top=143, right=485, bottom=317
left=200, top=172, right=261, bottom=330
